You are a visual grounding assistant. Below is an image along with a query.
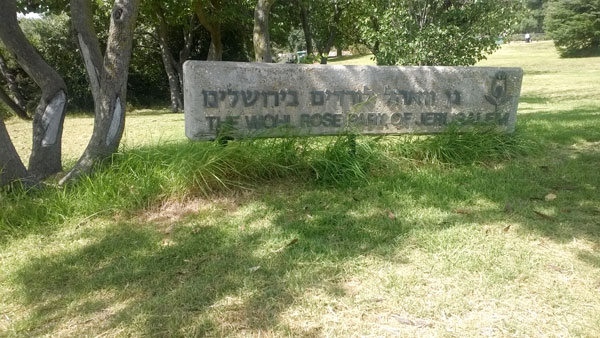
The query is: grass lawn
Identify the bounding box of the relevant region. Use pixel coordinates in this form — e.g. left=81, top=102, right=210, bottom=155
left=1, top=41, right=599, bottom=337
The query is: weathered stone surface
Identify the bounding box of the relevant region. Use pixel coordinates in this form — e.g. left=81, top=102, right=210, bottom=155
left=184, top=61, right=523, bottom=140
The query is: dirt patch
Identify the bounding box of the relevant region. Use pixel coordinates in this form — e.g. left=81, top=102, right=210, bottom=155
left=141, top=199, right=203, bottom=226
left=139, top=193, right=249, bottom=228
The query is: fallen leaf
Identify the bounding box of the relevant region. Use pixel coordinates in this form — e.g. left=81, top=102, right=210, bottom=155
left=455, top=209, right=472, bottom=215
left=533, top=210, right=556, bottom=221
left=387, top=210, right=396, bottom=220
left=503, top=224, right=512, bottom=232
left=544, top=193, right=557, bottom=201
left=249, top=266, right=261, bottom=273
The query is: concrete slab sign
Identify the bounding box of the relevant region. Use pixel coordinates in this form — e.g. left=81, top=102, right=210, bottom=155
left=184, top=61, right=523, bottom=140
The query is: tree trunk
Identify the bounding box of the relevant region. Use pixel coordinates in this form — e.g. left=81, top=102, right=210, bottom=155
left=61, top=0, right=140, bottom=184
left=193, top=0, right=223, bottom=61
left=155, top=9, right=183, bottom=113
left=253, top=0, right=276, bottom=63
left=320, top=3, right=341, bottom=65
left=298, top=0, right=313, bottom=56
left=0, top=0, right=67, bottom=180
left=0, top=117, right=29, bottom=187
left=177, top=16, right=196, bottom=88
left=207, top=23, right=223, bottom=61
left=0, top=86, right=28, bottom=119
left=321, top=31, right=336, bottom=64
left=0, top=52, right=28, bottom=116
left=369, top=16, right=380, bottom=55
left=336, top=45, right=342, bottom=57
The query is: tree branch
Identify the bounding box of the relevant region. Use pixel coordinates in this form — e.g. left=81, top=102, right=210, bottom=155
left=70, top=0, right=104, bottom=103
left=0, top=85, right=29, bottom=120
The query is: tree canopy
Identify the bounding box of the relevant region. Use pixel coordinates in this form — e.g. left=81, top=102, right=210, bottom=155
left=354, top=0, right=523, bottom=66
left=545, top=0, right=600, bottom=57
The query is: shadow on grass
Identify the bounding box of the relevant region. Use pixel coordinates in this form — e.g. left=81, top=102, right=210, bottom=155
left=520, top=106, right=600, bottom=145
left=10, top=147, right=600, bottom=335
left=10, top=185, right=418, bottom=336
left=519, top=95, right=551, bottom=104
left=6, top=100, right=600, bottom=335
left=128, top=109, right=182, bottom=117
left=523, top=70, right=557, bottom=76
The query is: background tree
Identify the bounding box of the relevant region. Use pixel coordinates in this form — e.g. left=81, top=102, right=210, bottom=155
left=139, top=0, right=199, bottom=112
left=253, top=0, right=277, bottom=62
left=192, top=0, right=225, bottom=61
left=294, top=0, right=314, bottom=56
left=517, top=0, right=546, bottom=34
left=354, top=0, right=522, bottom=66
left=19, top=14, right=95, bottom=110
left=545, top=0, right=600, bottom=57
left=303, top=0, right=349, bottom=64
left=0, top=0, right=68, bottom=180
left=192, top=0, right=254, bottom=61
left=0, top=51, right=28, bottom=119
left=0, top=85, right=27, bottom=120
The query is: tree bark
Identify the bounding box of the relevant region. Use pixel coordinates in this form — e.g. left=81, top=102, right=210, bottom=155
left=193, top=0, right=223, bottom=61
left=155, top=7, right=183, bottom=113
left=298, top=0, right=313, bottom=56
left=0, top=52, right=28, bottom=117
left=253, top=0, right=276, bottom=62
left=0, top=117, right=29, bottom=187
left=0, top=86, right=28, bottom=119
left=177, top=16, right=196, bottom=87
left=0, top=0, right=68, bottom=180
left=206, top=26, right=223, bottom=61
left=369, top=16, right=380, bottom=55
left=61, top=0, right=140, bottom=184
left=320, top=3, right=341, bottom=65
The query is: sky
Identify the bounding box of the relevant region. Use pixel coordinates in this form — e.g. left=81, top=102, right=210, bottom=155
left=17, top=12, right=42, bottom=19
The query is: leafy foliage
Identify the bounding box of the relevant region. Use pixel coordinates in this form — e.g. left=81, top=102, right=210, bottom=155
left=545, top=0, right=600, bottom=57
left=516, top=0, right=546, bottom=33
left=354, top=0, right=523, bottom=66
left=19, top=14, right=92, bottom=110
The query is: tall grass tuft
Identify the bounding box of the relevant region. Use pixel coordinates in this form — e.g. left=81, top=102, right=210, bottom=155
left=0, top=128, right=532, bottom=239
left=392, top=126, right=533, bottom=165
left=310, top=135, right=380, bottom=185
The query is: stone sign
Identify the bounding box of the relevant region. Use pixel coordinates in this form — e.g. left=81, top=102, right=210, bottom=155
left=184, top=61, right=523, bottom=140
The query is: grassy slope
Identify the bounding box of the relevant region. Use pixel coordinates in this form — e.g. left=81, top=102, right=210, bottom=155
left=1, top=42, right=599, bottom=337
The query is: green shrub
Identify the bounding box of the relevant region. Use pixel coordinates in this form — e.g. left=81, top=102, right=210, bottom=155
left=545, top=0, right=600, bottom=57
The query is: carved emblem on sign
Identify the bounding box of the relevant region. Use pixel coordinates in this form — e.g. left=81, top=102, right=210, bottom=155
left=485, top=71, right=508, bottom=112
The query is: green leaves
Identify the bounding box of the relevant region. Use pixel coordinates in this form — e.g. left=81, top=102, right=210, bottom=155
left=545, top=0, right=600, bottom=57
left=355, top=0, right=522, bottom=66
